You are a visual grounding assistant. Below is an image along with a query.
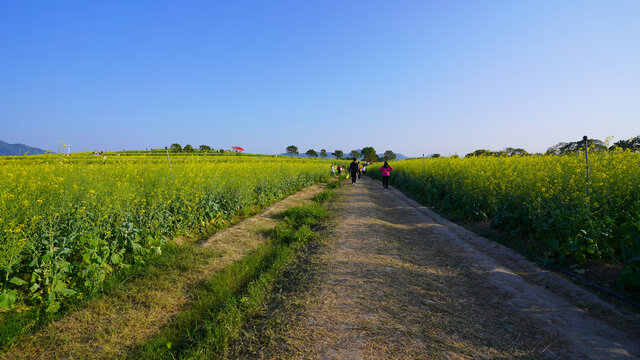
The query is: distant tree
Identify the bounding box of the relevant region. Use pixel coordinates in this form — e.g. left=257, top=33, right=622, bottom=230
left=610, top=136, right=640, bottom=151
left=361, top=146, right=377, bottom=162
left=320, top=149, right=328, bottom=158
left=349, top=150, right=360, bottom=159
left=465, top=149, right=491, bottom=158
left=546, top=138, right=606, bottom=155
left=450, top=154, right=459, bottom=159
left=332, top=150, right=344, bottom=159
left=383, top=150, right=396, bottom=161
left=431, top=153, right=441, bottom=158
left=306, top=149, right=318, bottom=157
left=170, top=143, right=182, bottom=153
left=219, top=149, right=225, bottom=154
left=545, top=143, right=566, bottom=155
left=199, top=145, right=211, bottom=153
left=503, top=147, right=529, bottom=156
left=184, top=144, right=194, bottom=153
left=286, top=145, right=299, bottom=157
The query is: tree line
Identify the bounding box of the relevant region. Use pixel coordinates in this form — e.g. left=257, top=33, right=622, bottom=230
left=285, top=145, right=396, bottom=162
left=168, top=143, right=227, bottom=154
left=462, top=135, right=640, bottom=158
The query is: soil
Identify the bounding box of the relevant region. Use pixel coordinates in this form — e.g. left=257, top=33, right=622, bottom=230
left=248, top=177, right=640, bottom=359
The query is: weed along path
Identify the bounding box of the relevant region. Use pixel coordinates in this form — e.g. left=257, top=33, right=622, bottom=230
left=5, top=179, right=639, bottom=359
left=2, top=184, right=326, bottom=360
left=251, top=177, right=639, bottom=359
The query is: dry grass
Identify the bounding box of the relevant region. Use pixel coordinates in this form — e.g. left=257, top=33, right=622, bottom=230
left=1, top=184, right=325, bottom=360
left=224, top=206, right=335, bottom=359
left=244, top=178, right=560, bottom=359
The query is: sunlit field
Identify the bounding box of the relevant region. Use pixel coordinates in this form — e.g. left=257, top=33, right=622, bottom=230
left=368, top=150, right=640, bottom=288
left=0, top=154, right=333, bottom=312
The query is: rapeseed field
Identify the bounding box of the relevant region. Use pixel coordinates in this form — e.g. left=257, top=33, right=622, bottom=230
left=0, top=154, right=331, bottom=312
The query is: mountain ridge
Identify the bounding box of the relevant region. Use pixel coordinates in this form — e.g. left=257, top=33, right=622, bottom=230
left=0, top=141, right=47, bottom=156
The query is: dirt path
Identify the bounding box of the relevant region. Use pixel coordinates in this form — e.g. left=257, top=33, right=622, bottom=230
left=3, top=184, right=325, bottom=360
left=266, top=177, right=640, bottom=359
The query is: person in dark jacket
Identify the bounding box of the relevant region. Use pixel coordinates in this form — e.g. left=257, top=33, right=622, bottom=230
left=348, top=158, right=359, bottom=185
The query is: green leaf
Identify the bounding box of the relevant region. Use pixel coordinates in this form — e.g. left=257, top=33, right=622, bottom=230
left=46, top=301, right=61, bottom=314
left=41, top=251, right=53, bottom=263
left=0, top=290, right=17, bottom=308
left=111, top=253, right=122, bottom=264
left=617, top=270, right=640, bottom=290
left=10, top=277, right=27, bottom=286
left=629, top=255, right=640, bottom=265
left=60, top=288, right=77, bottom=297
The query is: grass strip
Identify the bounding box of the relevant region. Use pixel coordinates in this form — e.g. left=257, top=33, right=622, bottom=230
left=128, top=191, right=333, bottom=359
left=0, top=242, right=213, bottom=353
left=0, top=243, right=224, bottom=359
left=0, top=183, right=329, bottom=354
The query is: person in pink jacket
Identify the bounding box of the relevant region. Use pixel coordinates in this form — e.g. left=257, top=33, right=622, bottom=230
left=379, top=161, right=394, bottom=189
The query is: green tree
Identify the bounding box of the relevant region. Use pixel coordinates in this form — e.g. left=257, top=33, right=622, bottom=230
left=184, top=144, right=194, bottom=153
left=332, top=150, right=343, bottom=159
left=503, top=147, right=528, bottom=156
left=465, top=149, right=491, bottom=158
left=170, top=143, right=182, bottom=153
left=349, top=150, right=360, bottom=159
left=546, top=138, right=606, bottom=155
left=199, top=145, right=211, bottom=153
left=361, top=146, right=377, bottom=162
left=320, top=149, right=327, bottom=158
left=286, top=145, right=299, bottom=157
left=610, top=136, right=640, bottom=151
left=306, top=149, right=318, bottom=157
left=431, top=153, right=441, bottom=158
left=383, top=150, right=396, bottom=161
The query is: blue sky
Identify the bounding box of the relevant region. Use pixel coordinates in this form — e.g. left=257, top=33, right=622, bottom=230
left=1, top=0, right=638, bottom=156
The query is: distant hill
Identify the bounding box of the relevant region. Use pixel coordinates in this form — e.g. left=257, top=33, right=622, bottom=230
left=0, top=141, right=47, bottom=156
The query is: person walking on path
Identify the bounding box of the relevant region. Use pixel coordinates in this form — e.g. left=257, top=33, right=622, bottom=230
left=358, top=162, right=363, bottom=179
left=348, top=158, right=359, bottom=185
left=379, top=161, right=394, bottom=188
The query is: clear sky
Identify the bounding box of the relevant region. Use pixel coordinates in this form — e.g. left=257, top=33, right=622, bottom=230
left=1, top=0, right=639, bottom=156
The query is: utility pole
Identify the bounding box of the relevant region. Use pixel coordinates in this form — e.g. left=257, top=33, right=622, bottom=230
left=165, top=146, right=174, bottom=178
left=583, top=135, right=590, bottom=198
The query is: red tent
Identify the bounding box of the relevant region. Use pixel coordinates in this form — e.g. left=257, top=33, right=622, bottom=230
left=231, top=146, right=245, bottom=152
